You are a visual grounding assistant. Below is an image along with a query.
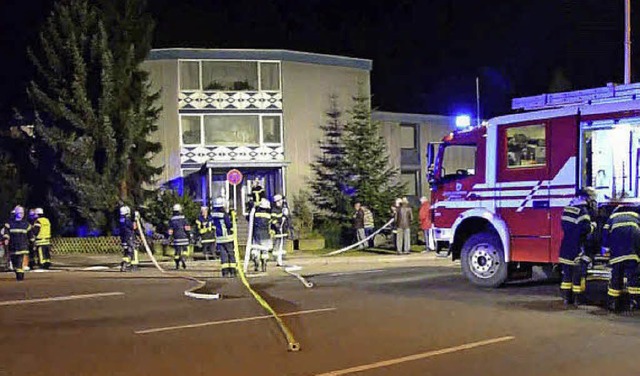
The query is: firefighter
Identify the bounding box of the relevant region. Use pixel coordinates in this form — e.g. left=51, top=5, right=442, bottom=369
left=168, top=204, right=190, bottom=270
left=558, top=189, right=596, bottom=306
left=118, top=206, right=137, bottom=272
left=601, top=205, right=640, bottom=313
left=27, top=208, right=37, bottom=269
left=248, top=178, right=266, bottom=211
left=211, top=197, right=235, bottom=277
left=32, top=208, right=52, bottom=269
left=1, top=206, right=31, bottom=281
left=196, top=206, right=216, bottom=260
left=271, top=194, right=290, bottom=267
left=251, top=198, right=273, bottom=272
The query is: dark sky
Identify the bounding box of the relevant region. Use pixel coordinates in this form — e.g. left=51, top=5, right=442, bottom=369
left=1, top=0, right=637, bottom=123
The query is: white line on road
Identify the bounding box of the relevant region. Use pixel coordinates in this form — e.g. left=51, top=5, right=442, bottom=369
left=0, top=292, right=125, bottom=307
left=314, top=335, right=516, bottom=376
left=135, top=307, right=337, bottom=335
left=324, top=270, right=385, bottom=277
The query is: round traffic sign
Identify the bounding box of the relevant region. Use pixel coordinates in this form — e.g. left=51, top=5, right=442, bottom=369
left=227, top=169, right=243, bottom=186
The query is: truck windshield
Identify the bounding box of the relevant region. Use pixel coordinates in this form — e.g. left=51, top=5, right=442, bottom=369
left=440, top=145, right=477, bottom=181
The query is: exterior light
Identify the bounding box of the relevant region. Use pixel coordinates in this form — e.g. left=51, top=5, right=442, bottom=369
left=455, top=115, right=471, bottom=129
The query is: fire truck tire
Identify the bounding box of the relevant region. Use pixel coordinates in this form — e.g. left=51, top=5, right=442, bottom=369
left=461, top=232, right=508, bottom=288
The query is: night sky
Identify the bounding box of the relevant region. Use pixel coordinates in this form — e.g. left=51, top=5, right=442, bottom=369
left=0, top=0, right=637, bottom=124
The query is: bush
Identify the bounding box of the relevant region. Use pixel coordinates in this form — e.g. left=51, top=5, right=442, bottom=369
left=143, top=189, right=200, bottom=234
left=315, top=219, right=350, bottom=248
left=291, top=190, right=314, bottom=239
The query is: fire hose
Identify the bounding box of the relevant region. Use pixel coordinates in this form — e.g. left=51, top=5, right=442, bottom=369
left=134, top=216, right=221, bottom=300
left=324, top=218, right=395, bottom=256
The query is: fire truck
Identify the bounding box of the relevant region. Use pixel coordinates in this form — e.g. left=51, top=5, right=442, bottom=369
left=427, top=83, right=640, bottom=287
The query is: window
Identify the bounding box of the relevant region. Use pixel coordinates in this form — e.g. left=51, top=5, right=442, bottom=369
left=441, top=145, right=476, bottom=180
left=179, top=61, right=200, bottom=90
left=181, top=116, right=201, bottom=145
left=506, top=124, right=546, bottom=168
left=400, top=124, right=417, bottom=149
left=204, top=115, right=260, bottom=145
left=400, top=171, right=419, bottom=196
left=201, top=61, right=258, bottom=91
left=260, top=62, right=280, bottom=90
left=262, top=116, right=282, bottom=144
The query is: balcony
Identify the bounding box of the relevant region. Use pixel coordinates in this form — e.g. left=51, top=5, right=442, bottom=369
left=179, top=91, right=282, bottom=111
left=181, top=145, right=285, bottom=166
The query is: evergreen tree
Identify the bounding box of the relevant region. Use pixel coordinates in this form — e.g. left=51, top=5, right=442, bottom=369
left=97, top=0, right=162, bottom=205
left=310, top=95, right=351, bottom=224
left=27, top=0, right=119, bottom=230
left=343, top=90, right=405, bottom=225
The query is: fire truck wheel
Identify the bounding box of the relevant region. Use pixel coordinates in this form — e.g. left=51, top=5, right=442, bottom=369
left=461, top=232, right=507, bottom=288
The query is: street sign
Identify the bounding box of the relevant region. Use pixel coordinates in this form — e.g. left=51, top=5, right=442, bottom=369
left=227, top=169, right=243, bottom=186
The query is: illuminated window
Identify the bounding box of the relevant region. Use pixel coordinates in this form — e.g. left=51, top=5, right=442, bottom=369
left=506, top=124, right=546, bottom=168
left=204, top=115, right=260, bottom=145
left=202, top=61, right=258, bottom=91
left=262, top=116, right=282, bottom=144
left=260, top=62, right=280, bottom=90
left=181, top=116, right=201, bottom=145
left=179, top=61, right=200, bottom=90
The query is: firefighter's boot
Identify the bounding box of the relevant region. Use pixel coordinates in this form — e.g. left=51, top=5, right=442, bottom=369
left=261, top=259, right=267, bottom=273
left=181, top=256, right=187, bottom=269
left=561, top=289, right=574, bottom=307
left=608, top=296, right=621, bottom=313
left=573, top=293, right=586, bottom=308
left=174, top=259, right=180, bottom=270
left=120, top=261, right=127, bottom=272
left=16, top=272, right=24, bottom=281
left=221, top=268, right=228, bottom=278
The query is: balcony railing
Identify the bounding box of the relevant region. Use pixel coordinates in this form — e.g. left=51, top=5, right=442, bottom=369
left=179, top=91, right=282, bottom=111
left=181, top=145, right=284, bottom=165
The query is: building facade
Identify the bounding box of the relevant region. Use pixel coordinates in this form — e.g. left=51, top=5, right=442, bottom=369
left=143, top=49, right=371, bottom=214
left=374, top=111, right=465, bottom=201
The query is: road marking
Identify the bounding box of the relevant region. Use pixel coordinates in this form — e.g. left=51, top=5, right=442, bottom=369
left=0, top=292, right=124, bottom=307
left=325, top=270, right=385, bottom=277
left=135, top=307, right=337, bottom=335
left=314, top=335, right=515, bottom=376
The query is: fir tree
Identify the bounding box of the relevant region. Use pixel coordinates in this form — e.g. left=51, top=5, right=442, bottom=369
left=310, top=95, right=352, bottom=224
left=343, top=89, right=405, bottom=225
left=98, top=0, right=162, bottom=205
left=27, top=0, right=119, bottom=230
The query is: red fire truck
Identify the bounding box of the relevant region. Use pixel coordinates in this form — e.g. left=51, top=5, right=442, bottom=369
left=427, top=83, right=640, bottom=287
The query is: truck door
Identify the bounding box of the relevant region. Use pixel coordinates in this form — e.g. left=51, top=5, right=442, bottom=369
left=497, top=122, right=551, bottom=262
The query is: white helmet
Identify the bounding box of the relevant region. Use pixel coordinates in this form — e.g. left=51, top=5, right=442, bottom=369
left=200, top=206, right=209, bottom=212
left=35, top=208, right=44, bottom=215
left=259, top=198, right=271, bottom=209
left=273, top=194, right=283, bottom=202
left=213, top=197, right=225, bottom=208
left=172, top=203, right=182, bottom=212
left=119, top=206, right=131, bottom=216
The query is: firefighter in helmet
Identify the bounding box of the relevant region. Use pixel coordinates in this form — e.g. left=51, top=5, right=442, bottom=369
left=251, top=198, right=273, bottom=272
left=32, top=208, right=52, bottom=269
left=196, top=205, right=216, bottom=260
left=27, top=208, right=37, bottom=269
left=248, top=178, right=266, bottom=211
left=558, top=189, right=596, bottom=306
left=601, top=205, right=640, bottom=312
left=118, top=206, right=138, bottom=272
left=1, top=206, right=31, bottom=281
left=211, top=197, right=236, bottom=277
left=270, top=194, right=290, bottom=267
left=168, top=204, right=190, bottom=270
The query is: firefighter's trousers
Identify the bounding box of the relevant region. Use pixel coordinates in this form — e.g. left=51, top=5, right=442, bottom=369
left=10, top=251, right=28, bottom=281
left=37, top=245, right=52, bottom=268
left=201, top=241, right=216, bottom=258
left=218, top=242, right=235, bottom=276
left=608, top=259, right=640, bottom=303
left=273, top=236, right=287, bottom=266
left=560, top=261, right=587, bottom=298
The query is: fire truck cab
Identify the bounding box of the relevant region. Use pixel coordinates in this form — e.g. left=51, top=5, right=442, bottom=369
left=427, top=83, right=640, bottom=287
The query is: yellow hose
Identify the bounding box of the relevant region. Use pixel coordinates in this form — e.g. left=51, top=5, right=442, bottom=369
left=232, top=210, right=300, bottom=352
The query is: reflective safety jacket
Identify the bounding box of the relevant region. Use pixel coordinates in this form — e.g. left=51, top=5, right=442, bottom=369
left=211, top=209, right=233, bottom=243
left=602, top=210, right=640, bottom=264
left=33, top=216, right=52, bottom=246
left=168, top=215, right=190, bottom=246
left=270, top=205, right=290, bottom=238
left=119, top=216, right=136, bottom=247
left=252, top=207, right=272, bottom=242
left=196, top=214, right=215, bottom=244
left=2, top=219, right=31, bottom=254
left=559, top=204, right=593, bottom=265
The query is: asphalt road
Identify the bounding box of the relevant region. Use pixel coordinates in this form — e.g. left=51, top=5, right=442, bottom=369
left=0, top=257, right=639, bottom=376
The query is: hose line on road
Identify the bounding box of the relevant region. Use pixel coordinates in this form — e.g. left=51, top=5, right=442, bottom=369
left=231, top=210, right=301, bottom=352
left=135, top=216, right=220, bottom=300
left=325, top=218, right=395, bottom=257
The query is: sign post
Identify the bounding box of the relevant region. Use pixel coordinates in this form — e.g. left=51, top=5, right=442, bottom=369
left=226, top=169, right=243, bottom=211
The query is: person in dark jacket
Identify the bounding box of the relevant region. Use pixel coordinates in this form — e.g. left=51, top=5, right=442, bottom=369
left=251, top=198, right=273, bottom=272
left=353, top=202, right=365, bottom=249
left=602, top=205, right=640, bottom=312
left=211, top=198, right=236, bottom=277
left=1, top=206, right=31, bottom=281
left=168, top=204, right=191, bottom=270
left=558, top=190, right=595, bottom=306
left=196, top=206, right=216, bottom=260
